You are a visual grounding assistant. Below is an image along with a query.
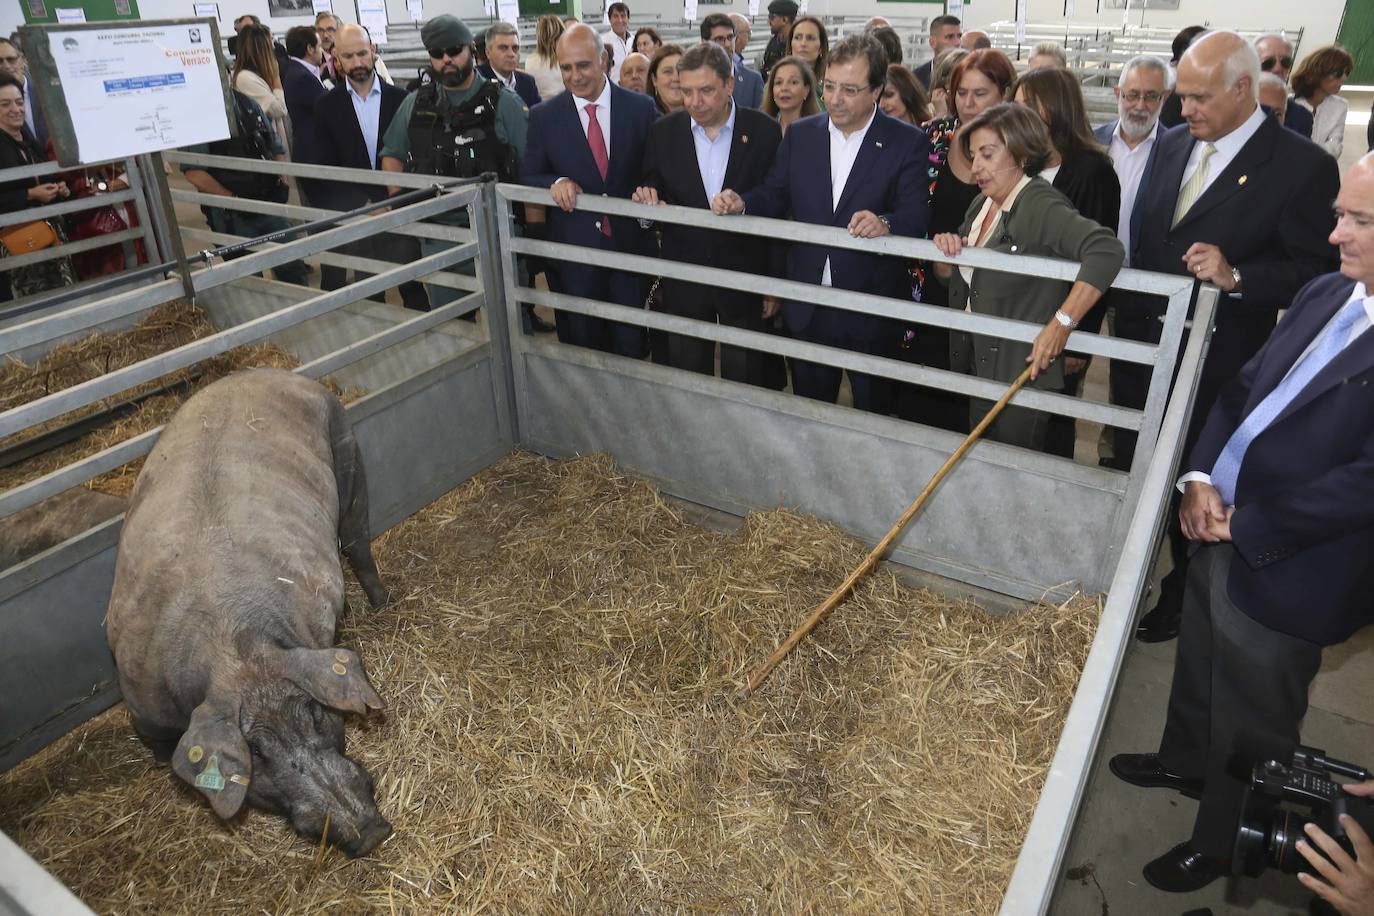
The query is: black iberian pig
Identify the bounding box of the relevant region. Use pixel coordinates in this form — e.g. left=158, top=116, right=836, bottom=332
left=106, top=368, right=393, bottom=857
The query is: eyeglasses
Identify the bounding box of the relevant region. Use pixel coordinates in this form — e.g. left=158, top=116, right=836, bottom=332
left=1260, top=55, right=1293, bottom=71
left=428, top=46, right=465, bottom=59
left=1121, top=90, right=1164, bottom=104
left=819, top=80, right=875, bottom=99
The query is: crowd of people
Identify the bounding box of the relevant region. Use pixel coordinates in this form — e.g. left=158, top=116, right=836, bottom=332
left=0, top=6, right=1371, bottom=909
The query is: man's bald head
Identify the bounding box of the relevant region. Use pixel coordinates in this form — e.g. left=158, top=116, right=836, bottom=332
left=332, top=23, right=375, bottom=86
left=1175, top=30, right=1259, bottom=141
left=557, top=22, right=601, bottom=60
left=1332, top=153, right=1374, bottom=287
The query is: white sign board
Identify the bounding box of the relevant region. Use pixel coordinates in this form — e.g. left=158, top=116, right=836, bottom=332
left=1015, top=0, right=1027, bottom=43
left=1065, top=0, right=1075, bottom=16
left=683, top=0, right=697, bottom=21
left=46, top=23, right=231, bottom=163
left=192, top=2, right=220, bottom=20
left=946, top=0, right=963, bottom=19
left=748, top=0, right=759, bottom=16
left=312, top=0, right=332, bottom=13
left=357, top=0, right=388, bottom=44
left=496, top=0, right=518, bottom=25
left=56, top=8, right=87, bottom=22
left=406, top=0, right=422, bottom=23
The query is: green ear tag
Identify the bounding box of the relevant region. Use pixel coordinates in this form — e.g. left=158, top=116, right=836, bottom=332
left=194, top=754, right=227, bottom=792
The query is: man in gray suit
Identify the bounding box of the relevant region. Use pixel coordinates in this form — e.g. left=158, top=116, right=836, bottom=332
left=702, top=13, right=763, bottom=109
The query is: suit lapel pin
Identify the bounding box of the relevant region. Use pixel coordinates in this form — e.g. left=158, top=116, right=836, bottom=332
left=875, top=141, right=883, bottom=149
left=741, top=134, right=749, bottom=144
left=1238, top=175, right=1248, bottom=186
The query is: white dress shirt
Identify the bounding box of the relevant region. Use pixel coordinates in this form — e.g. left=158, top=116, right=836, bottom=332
left=290, top=56, right=324, bottom=84
left=821, top=105, right=877, bottom=287
left=1178, top=103, right=1266, bottom=199
left=690, top=101, right=735, bottom=205
left=21, top=76, right=36, bottom=138
left=1178, top=281, right=1374, bottom=494
left=490, top=67, right=518, bottom=94
left=1108, top=119, right=1160, bottom=265
left=348, top=77, right=384, bottom=169
left=555, top=78, right=613, bottom=190
left=601, top=28, right=631, bottom=82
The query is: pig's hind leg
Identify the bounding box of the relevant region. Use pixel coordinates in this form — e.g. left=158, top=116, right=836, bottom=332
left=131, top=716, right=183, bottom=765
left=328, top=403, right=388, bottom=610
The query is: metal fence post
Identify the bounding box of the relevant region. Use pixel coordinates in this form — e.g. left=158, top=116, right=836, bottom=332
left=474, top=179, right=521, bottom=447
left=136, top=152, right=194, bottom=303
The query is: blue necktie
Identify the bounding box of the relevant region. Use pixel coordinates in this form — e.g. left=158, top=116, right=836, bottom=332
left=1211, top=295, right=1369, bottom=505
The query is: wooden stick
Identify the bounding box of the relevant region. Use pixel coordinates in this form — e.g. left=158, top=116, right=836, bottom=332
left=740, top=364, right=1036, bottom=697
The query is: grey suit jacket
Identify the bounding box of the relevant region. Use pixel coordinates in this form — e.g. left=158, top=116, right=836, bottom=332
left=948, top=177, right=1124, bottom=390
left=733, top=57, right=764, bottom=109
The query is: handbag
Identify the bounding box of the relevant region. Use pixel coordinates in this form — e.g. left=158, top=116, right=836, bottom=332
left=0, top=218, right=59, bottom=254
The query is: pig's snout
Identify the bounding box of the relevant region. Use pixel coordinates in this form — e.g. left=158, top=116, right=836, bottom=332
left=341, top=817, right=393, bottom=857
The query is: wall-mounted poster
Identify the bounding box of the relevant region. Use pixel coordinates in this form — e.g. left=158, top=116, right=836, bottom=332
left=266, top=0, right=314, bottom=18
left=25, top=19, right=233, bottom=165
left=1103, top=0, right=1181, bottom=8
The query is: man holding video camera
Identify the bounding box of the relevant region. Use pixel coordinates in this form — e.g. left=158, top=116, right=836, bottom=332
left=1110, top=152, right=1374, bottom=900
left=1298, top=779, right=1374, bottom=915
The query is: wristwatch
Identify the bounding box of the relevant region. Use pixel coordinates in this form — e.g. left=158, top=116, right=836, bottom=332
left=1230, top=266, right=1242, bottom=292
left=1054, top=309, right=1079, bottom=329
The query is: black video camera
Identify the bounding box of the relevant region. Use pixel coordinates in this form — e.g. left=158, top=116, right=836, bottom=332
left=1233, top=740, right=1374, bottom=877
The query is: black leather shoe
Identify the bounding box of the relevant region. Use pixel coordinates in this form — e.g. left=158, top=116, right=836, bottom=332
left=1142, top=842, right=1228, bottom=893
left=1137, top=571, right=1185, bottom=643
left=523, top=305, right=556, bottom=334
left=1109, top=753, right=1203, bottom=798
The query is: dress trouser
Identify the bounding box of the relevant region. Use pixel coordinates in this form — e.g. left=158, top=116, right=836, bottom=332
left=206, top=208, right=308, bottom=286
left=1156, top=544, right=1323, bottom=858
left=322, top=234, right=431, bottom=311
left=789, top=304, right=895, bottom=413
left=662, top=280, right=786, bottom=389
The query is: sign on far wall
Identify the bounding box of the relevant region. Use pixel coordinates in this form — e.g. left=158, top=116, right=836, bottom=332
left=22, top=19, right=234, bottom=166
left=266, top=0, right=314, bottom=18
left=21, top=0, right=141, bottom=25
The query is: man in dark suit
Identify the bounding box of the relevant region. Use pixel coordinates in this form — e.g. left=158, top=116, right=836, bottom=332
left=1254, top=33, right=1314, bottom=138
left=633, top=42, right=782, bottom=388
left=1110, top=152, right=1374, bottom=894
left=700, top=13, right=763, bottom=110
left=478, top=21, right=541, bottom=110
left=1094, top=54, right=1168, bottom=264
left=714, top=35, right=929, bottom=412
left=523, top=23, right=659, bottom=357
left=308, top=24, right=428, bottom=310
left=282, top=26, right=329, bottom=168
left=913, top=15, right=961, bottom=90
left=1115, top=31, right=1339, bottom=643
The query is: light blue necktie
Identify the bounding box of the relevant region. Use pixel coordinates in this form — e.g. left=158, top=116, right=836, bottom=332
left=1211, top=295, right=1369, bottom=505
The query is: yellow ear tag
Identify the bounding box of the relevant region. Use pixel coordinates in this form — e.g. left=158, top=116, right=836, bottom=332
left=194, top=754, right=226, bottom=792
left=187, top=745, right=204, bottom=764
left=332, top=662, right=348, bottom=675
left=335, top=650, right=350, bottom=663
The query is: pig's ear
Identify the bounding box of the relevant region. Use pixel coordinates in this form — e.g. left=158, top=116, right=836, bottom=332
left=284, top=647, right=386, bottom=717
left=171, top=701, right=252, bottom=820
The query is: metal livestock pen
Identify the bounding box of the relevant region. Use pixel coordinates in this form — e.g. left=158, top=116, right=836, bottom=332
left=0, top=156, right=1217, bottom=914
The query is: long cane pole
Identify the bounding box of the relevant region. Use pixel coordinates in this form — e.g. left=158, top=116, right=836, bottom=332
left=739, top=364, right=1037, bottom=697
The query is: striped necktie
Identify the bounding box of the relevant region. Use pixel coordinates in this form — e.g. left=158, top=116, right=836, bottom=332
left=1210, top=294, right=1369, bottom=505
left=1172, top=142, right=1217, bottom=227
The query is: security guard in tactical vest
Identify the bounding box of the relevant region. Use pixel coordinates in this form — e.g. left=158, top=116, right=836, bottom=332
left=380, top=15, right=528, bottom=314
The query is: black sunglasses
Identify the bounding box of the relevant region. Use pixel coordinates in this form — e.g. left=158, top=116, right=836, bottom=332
left=1260, top=55, right=1293, bottom=71
left=428, top=45, right=465, bottom=59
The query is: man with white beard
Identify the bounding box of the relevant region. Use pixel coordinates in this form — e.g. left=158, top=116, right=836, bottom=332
left=1094, top=54, right=1171, bottom=263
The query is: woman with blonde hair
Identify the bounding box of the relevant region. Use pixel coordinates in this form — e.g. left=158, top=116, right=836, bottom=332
left=232, top=25, right=287, bottom=154
left=762, top=55, right=819, bottom=133
left=525, top=15, right=566, bottom=100
left=1291, top=45, right=1354, bottom=158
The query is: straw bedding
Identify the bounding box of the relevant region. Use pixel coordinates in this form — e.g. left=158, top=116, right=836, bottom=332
left=0, top=302, right=320, bottom=498
left=0, top=451, right=1099, bottom=914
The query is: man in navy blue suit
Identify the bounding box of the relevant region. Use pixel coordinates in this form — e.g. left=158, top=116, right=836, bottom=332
left=523, top=23, right=659, bottom=357
left=478, top=22, right=541, bottom=110
left=282, top=26, right=329, bottom=172
left=1110, top=152, right=1374, bottom=895
left=701, top=13, right=764, bottom=109
left=713, top=34, right=930, bottom=411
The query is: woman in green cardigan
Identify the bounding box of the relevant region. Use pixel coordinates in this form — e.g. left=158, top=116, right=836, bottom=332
left=932, top=103, right=1124, bottom=451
